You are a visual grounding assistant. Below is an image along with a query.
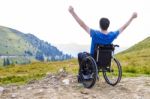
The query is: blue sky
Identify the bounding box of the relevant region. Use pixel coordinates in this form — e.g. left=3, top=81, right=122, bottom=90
left=0, top=0, right=149, bottom=48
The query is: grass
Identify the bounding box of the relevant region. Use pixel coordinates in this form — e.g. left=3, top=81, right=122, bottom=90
left=0, top=59, right=78, bottom=85
left=0, top=58, right=150, bottom=85
left=116, top=47, right=150, bottom=76
left=115, top=37, right=150, bottom=76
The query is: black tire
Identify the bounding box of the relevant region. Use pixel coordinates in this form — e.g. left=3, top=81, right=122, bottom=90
left=80, top=56, right=97, bottom=88
left=103, top=58, right=122, bottom=86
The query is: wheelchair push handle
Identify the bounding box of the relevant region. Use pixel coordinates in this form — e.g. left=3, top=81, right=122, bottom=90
left=95, top=44, right=119, bottom=50
left=113, top=45, right=119, bottom=48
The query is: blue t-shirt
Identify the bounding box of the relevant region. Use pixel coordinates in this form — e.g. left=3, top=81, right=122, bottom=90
left=90, top=29, right=120, bottom=55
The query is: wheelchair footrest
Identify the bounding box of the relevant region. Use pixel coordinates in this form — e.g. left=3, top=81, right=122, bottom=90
left=82, top=74, right=93, bottom=80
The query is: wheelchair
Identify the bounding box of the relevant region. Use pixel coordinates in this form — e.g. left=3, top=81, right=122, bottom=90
left=78, top=44, right=122, bottom=88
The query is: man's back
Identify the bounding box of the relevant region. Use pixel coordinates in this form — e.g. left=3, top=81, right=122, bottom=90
left=90, top=29, right=120, bottom=55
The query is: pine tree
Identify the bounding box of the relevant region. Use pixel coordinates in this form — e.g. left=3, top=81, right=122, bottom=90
left=3, top=58, right=6, bottom=66
left=6, top=58, right=10, bottom=65
left=35, top=51, right=44, bottom=61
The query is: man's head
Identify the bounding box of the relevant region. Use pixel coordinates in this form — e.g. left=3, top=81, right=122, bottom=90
left=99, top=18, right=110, bottom=30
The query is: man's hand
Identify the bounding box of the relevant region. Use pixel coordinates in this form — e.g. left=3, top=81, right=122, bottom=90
left=132, top=12, right=138, bottom=19
left=68, top=6, right=90, bottom=35
left=68, top=6, right=74, bottom=13
left=119, top=12, right=138, bottom=33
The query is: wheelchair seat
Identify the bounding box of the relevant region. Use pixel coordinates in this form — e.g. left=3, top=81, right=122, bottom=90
left=93, top=44, right=114, bottom=69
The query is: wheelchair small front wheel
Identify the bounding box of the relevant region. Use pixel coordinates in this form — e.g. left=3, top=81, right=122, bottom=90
left=103, top=58, right=122, bottom=86
left=80, top=56, right=97, bottom=88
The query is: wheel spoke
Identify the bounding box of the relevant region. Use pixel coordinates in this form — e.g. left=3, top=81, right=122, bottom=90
left=103, top=58, right=122, bottom=86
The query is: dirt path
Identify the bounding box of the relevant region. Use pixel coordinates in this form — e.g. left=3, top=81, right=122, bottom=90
left=0, top=72, right=150, bottom=99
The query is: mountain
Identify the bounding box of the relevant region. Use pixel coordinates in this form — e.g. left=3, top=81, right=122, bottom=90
left=117, top=37, right=150, bottom=73
left=0, top=26, right=72, bottom=65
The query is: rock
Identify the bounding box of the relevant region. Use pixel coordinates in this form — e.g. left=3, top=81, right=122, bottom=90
left=92, top=94, right=97, bottom=98
left=0, top=86, right=4, bottom=94
left=28, top=79, right=38, bottom=84
left=39, top=89, right=44, bottom=93
left=62, top=79, right=70, bottom=85
left=59, top=68, right=64, bottom=72
left=77, top=83, right=83, bottom=87
left=46, top=72, right=52, bottom=78
left=27, top=87, right=32, bottom=90
left=52, top=75, right=55, bottom=78
left=80, top=89, right=90, bottom=95
left=11, top=93, right=17, bottom=98
left=83, top=95, right=90, bottom=99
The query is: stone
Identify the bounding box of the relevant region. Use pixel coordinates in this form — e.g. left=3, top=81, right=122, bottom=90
left=62, top=79, right=70, bottom=85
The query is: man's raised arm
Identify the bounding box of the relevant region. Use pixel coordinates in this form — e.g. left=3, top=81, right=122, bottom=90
left=119, top=12, right=137, bottom=33
left=68, top=6, right=90, bottom=35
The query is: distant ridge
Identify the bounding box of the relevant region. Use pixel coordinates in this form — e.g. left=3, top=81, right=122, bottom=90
left=0, top=26, right=72, bottom=65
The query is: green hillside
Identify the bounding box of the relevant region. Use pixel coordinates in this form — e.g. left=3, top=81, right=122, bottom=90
left=0, top=26, right=36, bottom=55
left=0, top=26, right=72, bottom=66
left=117, top=37, right=150, bottom=75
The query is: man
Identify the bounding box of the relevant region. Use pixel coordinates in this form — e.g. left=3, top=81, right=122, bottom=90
left=68, top=6, right=137, bottom=81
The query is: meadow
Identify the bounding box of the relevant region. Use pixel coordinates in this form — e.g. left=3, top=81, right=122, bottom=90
left=0, top=58, right=149, bottom=85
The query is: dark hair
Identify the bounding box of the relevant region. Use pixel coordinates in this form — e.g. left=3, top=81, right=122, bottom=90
left=99, top=18, right=110, bottom=30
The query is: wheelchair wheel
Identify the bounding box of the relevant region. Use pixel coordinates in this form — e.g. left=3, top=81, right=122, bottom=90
left=80, top=56, right=97, bottom=88
left=103, top=58, right=122, bottom=86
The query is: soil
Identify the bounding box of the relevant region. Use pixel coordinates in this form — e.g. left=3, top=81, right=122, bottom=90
left=0, top=72, right=150, bottom=99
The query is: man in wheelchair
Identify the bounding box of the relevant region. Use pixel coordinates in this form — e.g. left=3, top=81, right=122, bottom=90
left=68, top=6, right=137, bottom=87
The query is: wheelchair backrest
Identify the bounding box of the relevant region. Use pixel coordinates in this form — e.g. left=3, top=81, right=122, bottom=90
left=93, top=44, right=114, bottom=67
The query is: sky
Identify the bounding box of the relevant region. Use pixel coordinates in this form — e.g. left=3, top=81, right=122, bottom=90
left=0, top=0, right=149, bottom=48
